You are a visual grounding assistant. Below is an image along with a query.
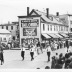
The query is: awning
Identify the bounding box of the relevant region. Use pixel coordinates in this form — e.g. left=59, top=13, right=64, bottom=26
left=47, top=33, right=59, bottom=38
left=55, top=33, right=63, bottom=38
left=42, top=33, right=51, bottom=38
left=59, top=33, right=68, bottom=37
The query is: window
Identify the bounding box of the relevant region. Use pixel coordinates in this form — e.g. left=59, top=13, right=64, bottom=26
left=43, top=24, right=45, bottom=31
left=50, top=25, right=52, bottom=31
left=54, top=25, right=55, bottom=31
left=11, top=26, right=13, bottom=30
left=70, top=21, right=72, bottom=24
left=59, top=26, right=60, bottom=31
left=61, top=26, right=63, bottom=31
left=64, top=27, right=65, bottom=31
left=48, top=25, right=49, bottom=31
left=70, top=28, right=72, bottom=32
left=3, top=38, right=6, bottom=41
left=21, top=24, right=22, bottom=27
left=12, top=36, right=15, bottom=40
left=2, top=26, right=3, bottom=29
left=6, top=26, right=8, bottom=30
left=67, top=27, right=68, bottom=31
left=56, top=26, right=58, bottom=31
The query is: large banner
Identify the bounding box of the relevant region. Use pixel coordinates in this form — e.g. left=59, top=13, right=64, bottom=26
left=23, top=28, right=37, bottom=36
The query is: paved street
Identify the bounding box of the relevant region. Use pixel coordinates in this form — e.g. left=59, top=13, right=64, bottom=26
left=0, top=47, right=72, bottom=69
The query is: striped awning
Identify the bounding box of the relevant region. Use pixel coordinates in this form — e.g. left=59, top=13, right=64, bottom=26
left=59, top=33, right=68, bottom=37
left=47, top=33, right=59, bottom=38
left=42, top=33, right=51, bottom=38
left=55, top=33, right=63, bottom=38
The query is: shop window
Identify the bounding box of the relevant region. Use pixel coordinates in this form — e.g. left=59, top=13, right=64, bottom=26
left=43, top=24, right=45, bottom=31
left=6, top=26, right=8, bottom=30
left=2, top=26, right=3, bottom=29
left=11, top=26, right=13, bottom=30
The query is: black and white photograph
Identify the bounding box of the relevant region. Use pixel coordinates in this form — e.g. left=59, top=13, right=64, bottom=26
left=0, top=0, right=72, bottom=71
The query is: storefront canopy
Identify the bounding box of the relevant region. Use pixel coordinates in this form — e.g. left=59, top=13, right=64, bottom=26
left=55, top=33, right=63, bottom=38
left=42, top=33, right=51, bottom=38
left=47, top=33, right=59, bottom=38
left=59, top=33, right=68, bottom=38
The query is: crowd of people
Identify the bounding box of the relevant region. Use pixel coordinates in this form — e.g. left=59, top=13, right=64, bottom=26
left=21, top=39, right=72, bottom=69
left=0, top=38, right=72, bottom=69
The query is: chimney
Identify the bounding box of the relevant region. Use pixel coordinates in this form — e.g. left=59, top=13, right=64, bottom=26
left=56, top=12, right=59, bottom=16
left=46, top=8, right=49, bottom=18
left=27, top=7, right=29, bottom=16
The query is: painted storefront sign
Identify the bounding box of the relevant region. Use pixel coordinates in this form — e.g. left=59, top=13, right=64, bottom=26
left=23, top=28, right=37, bottom=36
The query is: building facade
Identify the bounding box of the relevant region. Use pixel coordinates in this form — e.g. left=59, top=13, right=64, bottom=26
left=59, top=14, right=72, bottom=38
left=18, top=7, right=69, bottom=47
left=0, top=22, right=19, bottom=41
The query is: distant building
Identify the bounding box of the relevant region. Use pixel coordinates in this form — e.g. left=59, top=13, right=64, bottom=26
left=18, top=7, right=69, bottom=47
left=58, top=14, right=72, bottom=38
left=0, top=22, right=19, bottom=41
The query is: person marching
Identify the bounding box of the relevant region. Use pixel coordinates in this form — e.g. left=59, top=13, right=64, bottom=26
left=21, top=44, right=25, bottom=61
left=46, top=45, right=51, bottom=62
left=30, top=44, right=35, bottom=61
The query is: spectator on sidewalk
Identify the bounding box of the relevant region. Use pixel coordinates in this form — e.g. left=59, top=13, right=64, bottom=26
left=46, top=45, right=51, bottom=62
left=51, top=56, right=56, bottom=69
left=45, top=66, right=50, bottom=69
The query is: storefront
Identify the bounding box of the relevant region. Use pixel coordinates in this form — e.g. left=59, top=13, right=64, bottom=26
left=18, top=15, right=41, bottom=48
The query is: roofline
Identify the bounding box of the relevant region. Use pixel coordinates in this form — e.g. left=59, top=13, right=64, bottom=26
left=42, top=22, right=69, bottom=27
left=18, top=15, right=41, bottom=18
left=0, top=24, right=17, bottom=26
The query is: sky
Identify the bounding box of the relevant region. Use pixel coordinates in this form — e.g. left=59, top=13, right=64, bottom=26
left=0, top=0, right=72, bottom=24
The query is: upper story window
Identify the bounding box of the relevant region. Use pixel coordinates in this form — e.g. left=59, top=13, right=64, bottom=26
left=61, top=26, right=63, bottom=31
left=59, top=26, right=60, bottom=31
left=66, top=27, right=68, bottom=31
left=70, top=21, right=72, bottom=24
left=50, top=25, right=52, bottom=31
left=43, top=24, right=45, bottom=31
left=54, top=25, right=55, bottom=31
left=56, top=26, right=58, bottom=31
left=11, top=26, right=13, bottom=30
left=6, top=26, right=8, bottom=30
left=2, top=26, right=3, bottom=29
left=64, top=27, right=65, bottom=31
left=48, top=25, right=49, bottom=31
left=70, top=28, right=72, bottom=32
